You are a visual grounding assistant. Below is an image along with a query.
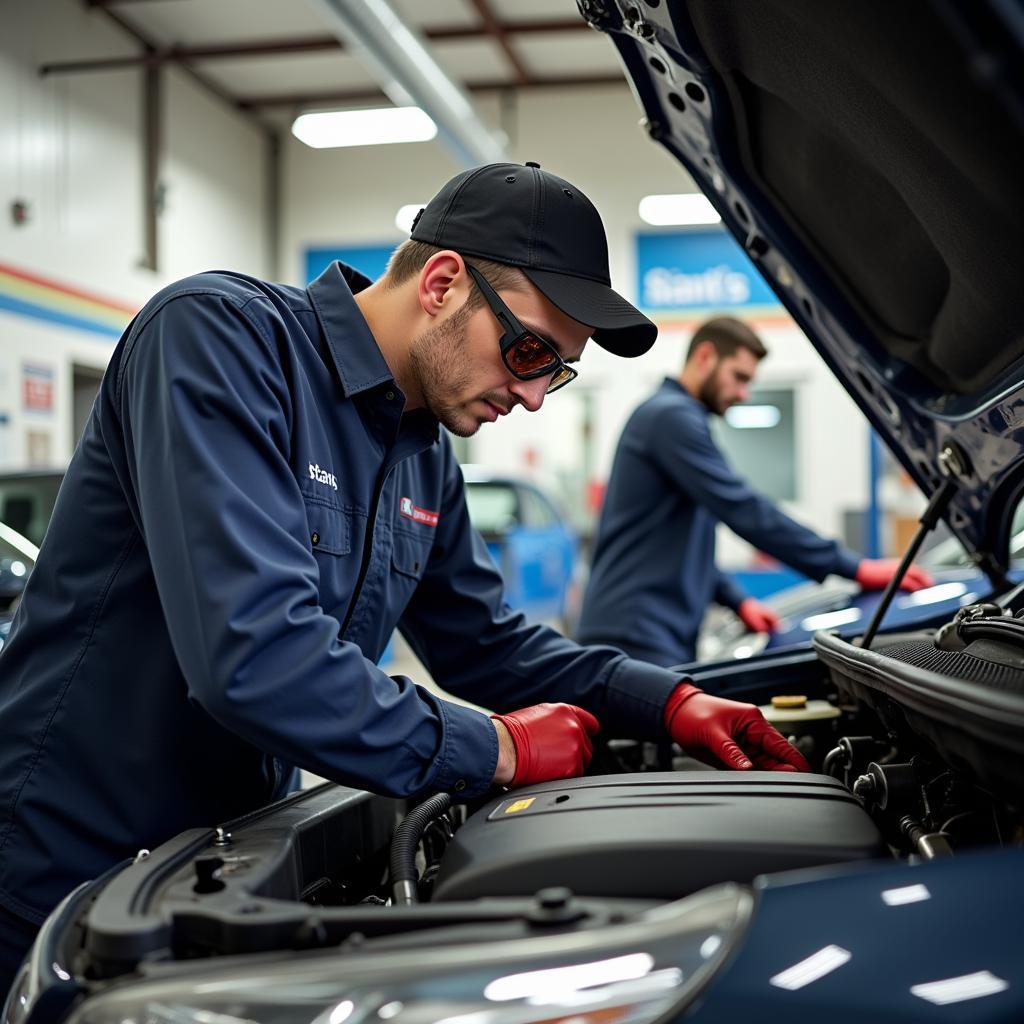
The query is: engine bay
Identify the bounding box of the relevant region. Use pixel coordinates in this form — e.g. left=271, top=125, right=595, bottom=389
left=57, top=586, right=1024, bottom=984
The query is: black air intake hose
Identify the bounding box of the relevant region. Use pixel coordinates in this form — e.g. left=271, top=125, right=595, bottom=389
left=390, top=792, right=453, bottom=905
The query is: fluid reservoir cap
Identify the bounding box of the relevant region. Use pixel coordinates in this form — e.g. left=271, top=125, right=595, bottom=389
left=761, top=698, right=841, bottom=723
left=771, top=695, right=807, bottom=709
left=529, top=886, right=585, bottom=924
left=536, top=886, right=573, bottom=910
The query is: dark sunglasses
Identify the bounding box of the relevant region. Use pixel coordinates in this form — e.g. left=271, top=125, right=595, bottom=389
left=466, top=264, right=579, bottom=394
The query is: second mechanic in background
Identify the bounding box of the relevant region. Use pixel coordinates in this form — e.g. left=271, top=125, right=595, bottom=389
left=577, top=316, right=932, bottom=667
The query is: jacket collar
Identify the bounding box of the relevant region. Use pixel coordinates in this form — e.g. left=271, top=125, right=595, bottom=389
left=307, top=260, right=395, bottom=398
left=662, top=375, right=693, bottom=398
left=661, top=375, right=709, bottom=415
left=308, top=261, right=440, bottom=445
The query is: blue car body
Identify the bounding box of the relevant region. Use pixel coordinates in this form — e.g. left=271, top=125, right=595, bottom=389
left=462, top=466, right=579, bottom=627
left=702, top=533, right=1024, bottom=661
left=694, top=847, right=1024, bottom=1022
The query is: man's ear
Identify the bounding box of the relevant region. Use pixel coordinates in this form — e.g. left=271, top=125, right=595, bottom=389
left=418, top=250, right=468, bottom=318
left=697, top=339, right=720, bottom=369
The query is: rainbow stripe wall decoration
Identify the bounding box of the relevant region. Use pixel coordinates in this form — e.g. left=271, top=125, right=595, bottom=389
left=0, top=261, right=138, bottom=339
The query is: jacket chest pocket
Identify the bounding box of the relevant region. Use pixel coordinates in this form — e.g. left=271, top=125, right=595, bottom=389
left=303, top=498, right=356, bottom=621
left=303, top=498, right=351, bottom=556
left=383, top=530, right=432, bottom=624
left=391, top=529, right=431, bottom=584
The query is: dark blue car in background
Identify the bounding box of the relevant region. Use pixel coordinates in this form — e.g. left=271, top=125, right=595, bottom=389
left=0, top=470, right=64, bottom=655
left=7, top=3, right=1024, bottom=1024
left=0, top=520, right=36, bottom=655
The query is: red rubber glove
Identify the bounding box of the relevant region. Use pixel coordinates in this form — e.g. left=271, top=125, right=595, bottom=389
left=855, top=558, right=933, bottom=592
left=492, top=703, right=600, bottom=787
left=737, top=598, right=781, bottom=634
left=664, top=683, right=810, bottom=772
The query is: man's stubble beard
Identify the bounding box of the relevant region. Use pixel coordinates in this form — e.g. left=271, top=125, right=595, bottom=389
left=697, top=363, right=728, bottom=417
left=409, top=300, right=482, bottom=438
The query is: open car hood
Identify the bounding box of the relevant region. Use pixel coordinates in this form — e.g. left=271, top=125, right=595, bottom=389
left=583, top=0, right=1024, bottom=577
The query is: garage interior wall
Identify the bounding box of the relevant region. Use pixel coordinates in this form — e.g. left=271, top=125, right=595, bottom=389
left=283, top=84, right=870, bottom=552
left=0, top=0, right=268, bottom=467
left=0, top=0, right=871, bottom=562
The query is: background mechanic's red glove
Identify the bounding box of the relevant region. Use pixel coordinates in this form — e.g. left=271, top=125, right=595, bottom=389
left=664, top=683, right=810, bottom=772
left=855, top=558, right=933, bottom=592
left=737, top=598, right=781, bottom=634
left=492, top=703, right=600, bottom=787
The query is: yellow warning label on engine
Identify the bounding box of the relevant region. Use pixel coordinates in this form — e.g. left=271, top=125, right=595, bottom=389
left=504, top=797, right=536, bottom=814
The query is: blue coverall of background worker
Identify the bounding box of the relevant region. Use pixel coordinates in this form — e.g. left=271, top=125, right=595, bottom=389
left=577, top=317, right=931, bottom=667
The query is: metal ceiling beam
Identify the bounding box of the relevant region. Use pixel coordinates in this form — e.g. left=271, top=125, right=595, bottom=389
left=427, top=18, right=590, bottom=40
left=41, top=19, right=590, bottom=77
left=81, top=0, right=284, bottom=279
left=41, top=38, right=344, bottom=75
left=237, top=74, right=627, bottom=111
left=142, top=62, right=161, bottom=270
left=82, top=3, right=165, bottom=270
left=84, top=0, right=185, bottom=5
left=308, top=0, right=508, bottom=167
left=467, top=0, right=531, bottom=86
left=89, top=4, right=252, bottom=116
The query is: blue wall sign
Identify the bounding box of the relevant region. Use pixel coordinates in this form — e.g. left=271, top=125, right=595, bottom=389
left=636, top=229, right=781, bottom=313
left=305, top=244, right=396, bottom=286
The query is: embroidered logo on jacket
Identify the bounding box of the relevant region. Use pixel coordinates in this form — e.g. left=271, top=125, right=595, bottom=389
left=400, top=496, right=439, bottom=527
left=308, top=463, right=338, bottom=490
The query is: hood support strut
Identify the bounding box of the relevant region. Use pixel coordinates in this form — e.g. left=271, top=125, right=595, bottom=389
left=860, top=478, right=959, bottom=650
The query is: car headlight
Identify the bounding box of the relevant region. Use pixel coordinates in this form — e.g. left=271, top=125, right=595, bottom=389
left=2, top=961, right=31, bottom=1024
left=3, top=881, right=88, bottom=1024
left=68, top=885, right=751, bottom=1024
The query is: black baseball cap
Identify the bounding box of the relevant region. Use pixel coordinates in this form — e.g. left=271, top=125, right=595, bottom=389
left=410, top=161, right=657, bottom=357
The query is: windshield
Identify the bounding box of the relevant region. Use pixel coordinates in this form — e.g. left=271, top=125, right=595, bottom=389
left=0, top=473, right=62, bottom=547
left=464, top=482, right=520, bottom=536
left=923, top=523, right=1024, bottom=569
left=0, top=522, right=37, bottom=567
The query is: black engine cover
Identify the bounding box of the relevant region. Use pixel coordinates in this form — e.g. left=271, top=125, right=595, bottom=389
left=433, top=772, right=884, bottom=901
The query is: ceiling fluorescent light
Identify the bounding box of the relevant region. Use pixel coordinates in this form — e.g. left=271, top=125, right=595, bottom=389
left=395, top=203, right=427, bottom=234
left=639, top=193, right=722, bottom=226
left=310, top=0, right=507, bottom=166
left=291, top=107, right=437, bottom=149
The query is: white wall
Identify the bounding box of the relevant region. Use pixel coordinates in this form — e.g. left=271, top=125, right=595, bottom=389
left=0, top=0, right=269, bottom=468
left=281, top=84, right=870, bottom=555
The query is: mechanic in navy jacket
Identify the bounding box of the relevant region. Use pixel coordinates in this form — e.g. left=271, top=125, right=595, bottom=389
left=577, top=316, right=932, bottom=667
left=0, top=166, right=810, bottom=995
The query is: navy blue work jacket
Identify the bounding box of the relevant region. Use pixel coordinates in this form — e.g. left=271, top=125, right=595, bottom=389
left=0, top=263, right=681, bottom=924
left=577, top=377, right=860, bottom=666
